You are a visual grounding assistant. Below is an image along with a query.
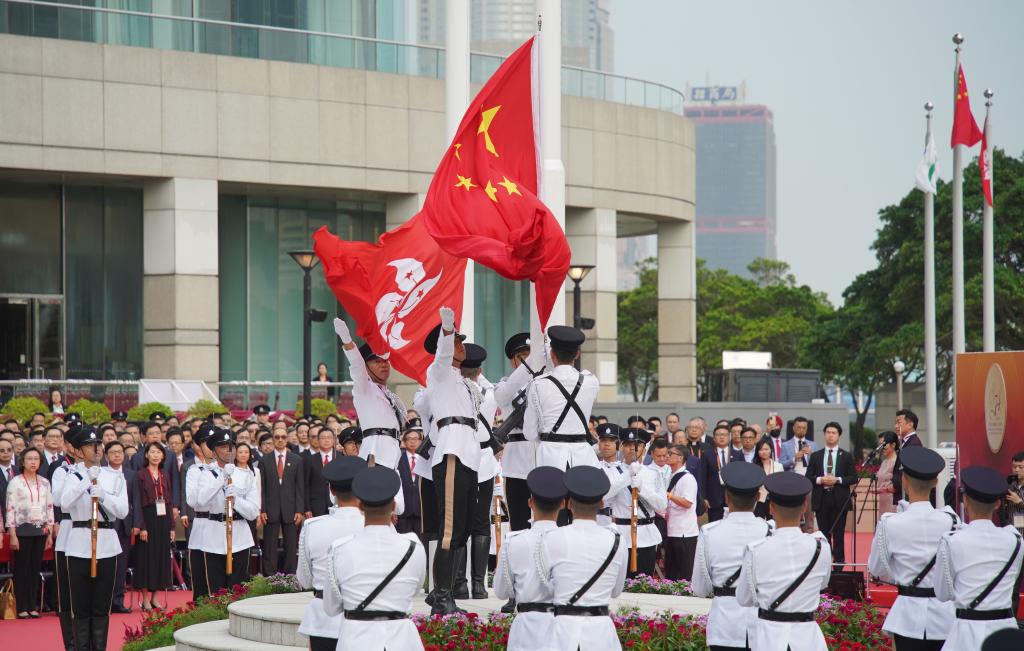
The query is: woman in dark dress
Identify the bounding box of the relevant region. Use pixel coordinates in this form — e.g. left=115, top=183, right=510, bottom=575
left=132, top=442, right=175, bottom=609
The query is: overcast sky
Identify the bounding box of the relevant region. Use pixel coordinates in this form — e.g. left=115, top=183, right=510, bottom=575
left=610, top=0, right=1024, bottom=303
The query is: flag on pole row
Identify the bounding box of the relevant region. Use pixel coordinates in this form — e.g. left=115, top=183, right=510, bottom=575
left=915, top=130, right=939, bottom=195
left=980, top=111, right=993, bottom=206
left=951, top=64, right=982, bottom=148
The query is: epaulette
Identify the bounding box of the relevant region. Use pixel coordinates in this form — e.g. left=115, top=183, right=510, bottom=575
left=810, top=530, right=828, bottom=542
left=304, top=514, right=327, bottom=528
left=505, top=530, right=525, bottom=541
left=701, top=519, right=724, bottom=535
left=747, top=536, right=771, bottom=552
left=329, top=534, right=357, bottom=552
left=879, top=512, right=896, bottom=522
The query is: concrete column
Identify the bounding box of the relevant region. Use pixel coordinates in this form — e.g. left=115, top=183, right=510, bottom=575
left=565, top=207, right=617, bottom=402
left=142, top=178, right=219, bottom=381
left=385, top=193, right=427, bottom=404
left=657, top=220, right=697, bottom=401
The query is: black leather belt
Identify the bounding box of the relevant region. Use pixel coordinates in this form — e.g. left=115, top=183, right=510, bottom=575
left=614, top=517, right=655, bottom=526
left=204, top=513, right=227, bottom=522
left=897, top=585, right=936, bottom=598
left=313, top=589, right=324, bottom=599
left=955, top=608, right=1015, bottom=621
left=479, top=440, right=491, bottom=450
left=494, top=515, right=509, bottom=523
left=61, top=513, right=71, bottom=521
left=539, top=433, right=588, bottom=443
left=517, top=602, right=554, bottom=613
left=713, top=587, right=737, bottom=597
left=554, top=605, right=609, bottom=616
left=362, top=428, right=400, bottom=440
left=72, top=521, right=113, bottom=529
left=344, top=610, right=407, bottom=621
left=507, top=433, right=527, bottom=443
left=597, top=507, right=613, bottom=517
left=195, top=511, right=209, bottom=519
left=758, top=609, right=815, bottom=622
left=437, top=416, right=477, bottom=429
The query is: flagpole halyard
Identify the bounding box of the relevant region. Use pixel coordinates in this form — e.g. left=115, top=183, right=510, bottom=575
left=982, top=89, right=995, bottom=352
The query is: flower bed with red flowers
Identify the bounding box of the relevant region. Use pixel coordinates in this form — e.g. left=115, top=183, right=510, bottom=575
left=623, top=573, right=693, bottom=596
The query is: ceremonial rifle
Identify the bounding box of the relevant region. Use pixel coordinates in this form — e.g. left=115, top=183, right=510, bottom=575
left=629, top=487, right=638, bottom=573
left=225, top=473, right=234, bottom=575
left=90, top=475, right=99, bottom=578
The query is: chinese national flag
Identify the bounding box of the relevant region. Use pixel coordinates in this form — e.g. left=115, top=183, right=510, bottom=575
left=422, top=37, right=570, bottom=328
left=313, top=215, right=467, bottom=385
left=951, top=64, right=982, bottom=148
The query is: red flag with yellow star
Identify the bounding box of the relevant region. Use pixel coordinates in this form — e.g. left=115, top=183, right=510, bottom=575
left=951, top=64, right=982, bottom=148
left=422, top=36, right=570, bottom=327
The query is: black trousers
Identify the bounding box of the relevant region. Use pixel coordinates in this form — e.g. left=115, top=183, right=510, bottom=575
left=190, top=548, right=210, bottom=600
left=310, top=636, right=338, bottom=651
left=432, top=454, right=477, bottom=550
left=13, top=534, right=45, bottom=612
left=666, top=536, right=698, bottom=581
left=815, top=492, right=849, bottom=565
left=627, top=545, right=657, bottom=579
left=54, top=550, right=73, bottom=613
left=113, top=533, right=129, bottom=606
left=418, top=477, right=438, bottom=541
left=893, top=634, right=945, bottom=651
left=471, top=477, right=494, bottom=536
left=504, top=477, right=531, bottom=532
left=203, top=549, right=251, bottom=594
left=262, top=519, right=298, bottom=574
left=67, top=556, right=116, bottom=618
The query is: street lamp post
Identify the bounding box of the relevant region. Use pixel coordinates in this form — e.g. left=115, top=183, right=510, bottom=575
left=893, top=360, right=906, bottom=411
left=566, top=264, right=594, bottom=370
left=289, top=250, right=321, bottom=419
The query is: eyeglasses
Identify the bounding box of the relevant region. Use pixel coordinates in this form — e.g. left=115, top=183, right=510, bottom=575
left=668, top=451, right=683, bottom=457
left=273, top=435, right=288, bottom=440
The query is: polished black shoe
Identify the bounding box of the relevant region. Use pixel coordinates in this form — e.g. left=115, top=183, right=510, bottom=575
left=500, top=598, right=516, bottom=614
left=451, top=545, right=469, bottom=600
left=470, top=535, right=490, bottom=599
left=110, top=604, right=133, bottom=614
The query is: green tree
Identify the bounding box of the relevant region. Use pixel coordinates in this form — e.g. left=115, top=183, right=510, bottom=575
left=618, top=257, right=659, bottom=401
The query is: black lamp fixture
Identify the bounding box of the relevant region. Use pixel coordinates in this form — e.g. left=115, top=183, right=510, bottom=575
left=289, top=250, right=321, bottom=418
left=567, top=264, right=595, bottom=369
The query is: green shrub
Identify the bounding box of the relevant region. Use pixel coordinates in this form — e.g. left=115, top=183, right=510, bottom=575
left=128, top=401, right=174, bottom=422
left=188, top=398, right=228, bottom=420
left=293, top=397, right=337, bottom=421
left=66, top=398, right=111, bottom=425
left=0, top=396, right=50, bottom=426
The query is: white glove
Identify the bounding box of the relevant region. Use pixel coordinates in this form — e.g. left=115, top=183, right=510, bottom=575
left=333, top=318, right=352, bottom=344
left=630, top=474, right=642, bottom=490
left=439, top=306, right=456, bottom=332
left=493, top=482, right=504, bottom=499
left=87, top=466, right=101, bottom=481
left=89, top=483, right=105, bottom=501
left=224, top=484, right=238, bottom=498
left=629, top=462, right=642, bottom=477
left=223, top=464, right=236, bottom=479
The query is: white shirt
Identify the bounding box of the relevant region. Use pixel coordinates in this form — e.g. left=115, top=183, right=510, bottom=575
left=598, top=460, right=627, bottom=528
left=541, top=519, right=627, bottom=651
left=60, top=465, right=129, bottom=560
left=736, top=527, right=832, bottom=651
left=297, top=506, right=365, bottom=639
left=816, top=446, right=844, bottom=485
left=195, top=463, right=259, bottom=554
left=692, top=512, right=773, bottom=647
left=935, top=519, right=1023, bottom=651
left=665, top=468, right=699, bottom=538
left=605, top=463, right=666, bottom=548
left=324, top=525, right=426, bottom=651
left=425, top=331, right=486, bottom=471
left=867, top=501, right=960, bottom=640
left=475, top=375, right=499, bottom=482
left=494, top=520, right=557, bottom=651
left=51, top=462, right=73, bottom=552
left=493, top=363, right=541, bottom=480
left=411, top=388, right=435, bottom=481
left=743, top=450, right=756, bottom=463
left=185, top=462, right=208, bottom=550
left=346, top=345, right=405, bottom=470
left=524, top=364, right=600, bottom=470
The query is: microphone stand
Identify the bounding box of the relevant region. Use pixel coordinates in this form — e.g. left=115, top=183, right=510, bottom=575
left=826, top=444, right=884, bottom=584
left=855, top=445, right=885, bottom=527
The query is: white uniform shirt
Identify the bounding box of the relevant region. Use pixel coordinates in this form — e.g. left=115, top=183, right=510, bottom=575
left=493, top=363, right=541, bottom=480
left=297, top=506, right=365, bottom=639
left=867, top=501, right=960, bottom=640
left=494, top=520, right=557, bottom=651
left=323, top=525, right=426, bottom=651
left=664, top=468, right=699, bottom=538
left=195, top=464, right=259, bottom=554
left=692, top=512, right=773, bottom=647
left=524, top=365, right=600, bottom=470
left=346, top=345, right=405, bottom=470
left=185, top=462, right=208, bottom=551
left=475, top=376, right=499, bottom=482
left=51, top=462, right=74, bottom=552
left=60, top=465, right=129, bottom=559
left=411, top=388, right=435, bottom=481
left=935, top=519, right=1023, bottom=651
left=605, top=464, right=666, bottom=548
left=425, top=332, right=485, bottom=471
left=541, top=519, right=628, bottom=651
left=736, top=527, right=832, bottom=651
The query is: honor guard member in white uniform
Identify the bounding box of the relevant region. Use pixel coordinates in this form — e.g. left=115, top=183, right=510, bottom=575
left=297, top=456, right=367, bottom=651
left=867, top=447, right=960, bottom=651
left=323, top=466, right=427, bottom=651
left=737, top=473, right=832, bottom=651
left=524, top=326, right=601, bottom=474
left=333, top=318, right=407, bottom=468
left=692, top=462, right=772, bottom=651
left=606, top=427, right=666, bottom=577
left=935, top=465, right=1024, bottom=651
left=423, top=306, right=487, bottom=615
left=195, top=428, right=260, bottom=592
left=186, top=425, right=215, bottom=599
left=51, top=427, right=82, bottom=651
left=595, top=423, right=623, bottom=528
left=339, top=426, right=363, bottom=457
left=542, top=466, right=629, bottom=651
left=494, top=466, right=565, bottom=651
left=60, top=426, right=129, bottom=651
left=493, top=332, right=546, bottom=531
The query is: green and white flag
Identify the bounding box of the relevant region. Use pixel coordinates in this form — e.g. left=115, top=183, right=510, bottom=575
left=915, top=131, right=939, bottom=194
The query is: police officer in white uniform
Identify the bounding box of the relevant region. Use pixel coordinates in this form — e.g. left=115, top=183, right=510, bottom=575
left=524, top=326, right=600, bottom=474
left=297, top=456, right=367, bottom=651
left=50, top=427, right=82, bottom=651
left=493, top=332, right=545, bottom=532
left=323, top=466, right=427, bottom=651
left=595, top=423, right=624, bottom=528
left=494, top=466, right=564, bottom=651
left=692, top=462, right=772, bottom=651
left=867, top=447, right=960, bottom=651
left=195, top=428, right=260, bottom=592
left=185, top=425, right=215, bottom=599
left=60, top=426, right=129, bottom=651
left=605, top=427, right=666, bottom=578
left=541, top=465, right=629, bottom=651
left=737, top=473, right=832, bottom=651
left=935, top=465, right=1024, bottom=651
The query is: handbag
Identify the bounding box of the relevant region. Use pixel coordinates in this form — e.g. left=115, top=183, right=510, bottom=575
left=0, top=578, right=16, bottom=620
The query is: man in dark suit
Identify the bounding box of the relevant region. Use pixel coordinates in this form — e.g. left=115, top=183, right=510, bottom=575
left=303, top=428, right=336, bottom=518
left=892, top=408, right=922, bottom=502
left=806, top=421, right=858, bottom=567
left=395, top=425, right=423, bottom=535
left=700, top=423, right=744, bottom=521
left=105, top=441, right=135, bottom=612
left=258, top=428, right=306, bottom=574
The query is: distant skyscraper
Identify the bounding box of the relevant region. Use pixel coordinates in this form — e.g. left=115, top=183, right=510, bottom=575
left=685, top=88, right=777, bottom=279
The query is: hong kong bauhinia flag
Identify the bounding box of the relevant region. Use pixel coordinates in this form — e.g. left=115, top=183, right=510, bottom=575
left=951, top=64, right=982, bottom=148
left=422, top=37, right=570, bottom=328
left=313, top=217, right=467, bottom=384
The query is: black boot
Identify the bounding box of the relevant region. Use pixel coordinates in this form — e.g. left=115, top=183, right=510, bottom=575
left=91, top=616, right=109, bottom=651
left=58, top=612, right=75, bottom=651
left=451, top=545, right=469, bottom=600
left=430, top=548, right=466, bottom=616
left=500, top=598, right=516, bottom=614
left=470, top=535, right=489, bottom=599
left=72, top=617, right=91, bottom=651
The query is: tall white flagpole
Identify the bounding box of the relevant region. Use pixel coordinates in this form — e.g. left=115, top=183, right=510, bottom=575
left=446, top=0, right=474, bottom=339
left=923, top=102, right=939, bottom=450
left=951, top=33, right=966, bottom=357
left=982, top=88, right=995, bottom=352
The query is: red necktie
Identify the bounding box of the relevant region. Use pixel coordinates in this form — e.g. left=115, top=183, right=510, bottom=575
left=324, top=453, right=330, bottom=465
left=277, top=454, right=284, bottom=480
left=775, top=439, right=781, bottom=458
left=410, top=454, right=416, bottom=474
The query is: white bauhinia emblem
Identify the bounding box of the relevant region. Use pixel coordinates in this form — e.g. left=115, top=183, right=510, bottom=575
left=375, top=258, right=443, bottom=349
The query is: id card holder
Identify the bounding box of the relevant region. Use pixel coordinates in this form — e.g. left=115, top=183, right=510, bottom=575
left=155, top=498, right=167, bottom=517
left=29, top=503, right=43, bottom=522
left=1015, top=513, right=1024, bottom=529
